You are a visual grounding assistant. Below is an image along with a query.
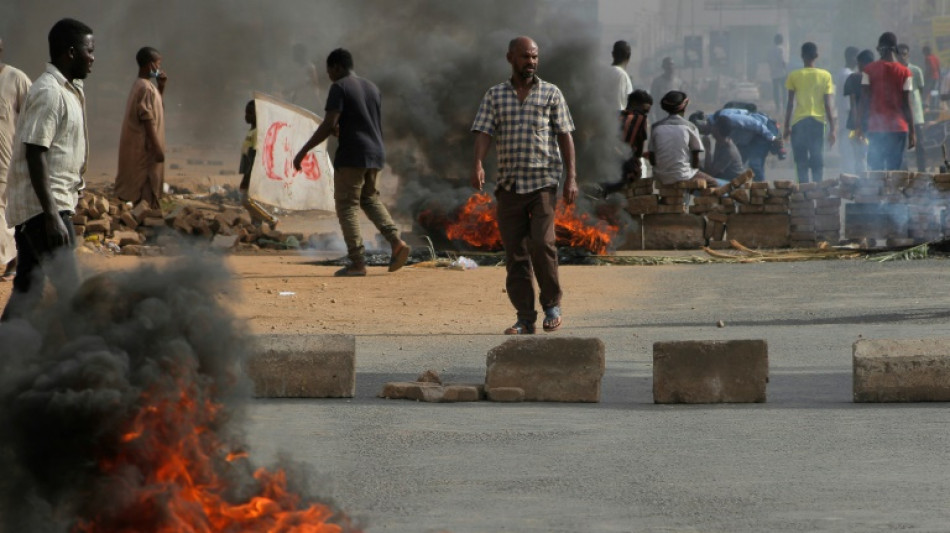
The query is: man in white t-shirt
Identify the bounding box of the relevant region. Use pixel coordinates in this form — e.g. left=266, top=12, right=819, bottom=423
left=0, top=38, right=32, bottom=281
left=607, top=40, right=633, bottom=112
left=648, top=91, right=711, bottom=186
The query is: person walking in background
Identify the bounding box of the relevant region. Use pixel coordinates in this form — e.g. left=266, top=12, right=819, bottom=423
left=838, top=47, right=858, bottom=174
left=842, top=49, right=874, bottom=176
left=650, top=57, right=686, bottom=123
left=2, top=18, right=94, bottom=321
left=857, top=32, right=914, bottom=172
left=471, top=36, right=577, bottom=335
left=768, top=34, right=788, bottom=113
left=784, top=42, right=836, bottom=183
left=114, top=46, right=166, bottom=208
left=607, top=40, right=633, bottom=113
left=0, top=37, right=32, bottom=281
left=898, top=43, right=927, bottom=171
left=923, top=45, right=940, bottom=110
left=293, top=48, right=410, bottom=277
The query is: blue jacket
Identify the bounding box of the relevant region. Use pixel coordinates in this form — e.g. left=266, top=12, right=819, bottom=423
left=710, top=108, right=777, bottom=147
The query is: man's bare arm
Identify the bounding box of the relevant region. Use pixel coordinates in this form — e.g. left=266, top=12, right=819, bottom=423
left=24, top=143, right=69, bottom=246
left=557, top=132, right=578, bottom=205
left=783, top=90, right=795, bottom=139
left=471, top=132, right=492, bottom=191
left=293, top=110, right=341, bottom=170
left=823, top=94, right=836, bottom=147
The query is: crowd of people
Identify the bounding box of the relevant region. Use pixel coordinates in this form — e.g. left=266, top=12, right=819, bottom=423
left=0, top=18, right=941, bottom=334
left=603, top=30, right=936, bottom=198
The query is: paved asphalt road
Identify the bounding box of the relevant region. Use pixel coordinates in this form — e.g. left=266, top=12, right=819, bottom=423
left=246, top=258, right=950, bottom=533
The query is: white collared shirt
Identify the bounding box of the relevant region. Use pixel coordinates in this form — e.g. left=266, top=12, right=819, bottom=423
left=6, top=63, right=87, bottom=228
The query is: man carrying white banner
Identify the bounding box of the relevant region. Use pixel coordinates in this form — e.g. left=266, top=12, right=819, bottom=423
left=293, top=48, right=409, bottom=277
left=248, top=93, right=335, bottom=213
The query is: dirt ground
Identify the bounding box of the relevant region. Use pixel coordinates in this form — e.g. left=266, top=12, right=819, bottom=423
left=0, top=251, right=657, bottom=337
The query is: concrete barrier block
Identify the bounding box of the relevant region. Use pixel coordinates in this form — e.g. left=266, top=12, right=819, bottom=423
left=443, top=384, right=484, bottom=402
left=853, top=338, right=950, bottom=402
left=485, top=338, right=605, bottom=402
left=653, top=340, right=768, bottom=404
left=245, top=334, right=355, bottom=398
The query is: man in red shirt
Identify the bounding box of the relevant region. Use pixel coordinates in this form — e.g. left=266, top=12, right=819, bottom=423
left=923, top=45, right=940, bottom=109
left=857, top=32, right=915, bottom=171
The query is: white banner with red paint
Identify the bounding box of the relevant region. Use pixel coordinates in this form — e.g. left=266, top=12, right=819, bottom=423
left=248, top=93, right=334, bottom=211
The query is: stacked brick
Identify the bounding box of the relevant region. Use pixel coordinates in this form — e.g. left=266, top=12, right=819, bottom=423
left=839, top=171, right=949, bottom=246
left=71, top=190, right=308, bottom=255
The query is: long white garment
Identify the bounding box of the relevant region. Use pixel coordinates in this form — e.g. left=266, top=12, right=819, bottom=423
left=0, top=64, right=32, bottom=265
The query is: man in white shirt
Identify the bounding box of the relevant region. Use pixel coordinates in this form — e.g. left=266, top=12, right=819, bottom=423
left=2, top=18, right=95, bottom=321
left=607, top=40, right=633, bottom=112
left=0, top=37, right=32, bottom=281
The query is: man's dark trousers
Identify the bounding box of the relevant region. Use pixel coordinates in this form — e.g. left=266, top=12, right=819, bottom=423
left=1, top=211, right=78, bottom=321
left=495, top=186, right=562, bottom=325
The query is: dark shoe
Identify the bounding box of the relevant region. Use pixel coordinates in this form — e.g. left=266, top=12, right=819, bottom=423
left=388, top=242, right=411, bottom=272
left=542, top=306, right=562, bottom=332
left=334, top=265, right=367, bottom=277
left=504, top=319, right=536, bottom=335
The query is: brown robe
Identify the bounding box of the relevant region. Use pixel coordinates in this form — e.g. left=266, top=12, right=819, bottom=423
left=115, top=78, right=164, bottom=206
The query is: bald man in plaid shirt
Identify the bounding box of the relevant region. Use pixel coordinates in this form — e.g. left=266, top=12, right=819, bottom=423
left=471, top=36, right=578, bottom=335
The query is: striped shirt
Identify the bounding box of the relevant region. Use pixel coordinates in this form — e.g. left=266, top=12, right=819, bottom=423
left=6, top=63, right=87, bottom=228
left=471, top=76, right=574, bottom=193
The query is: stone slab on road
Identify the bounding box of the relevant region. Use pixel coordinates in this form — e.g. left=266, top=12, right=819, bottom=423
left=485, top=337, right=605, bottom=402
left=244, top=334, right=355, bottom=398
left=653, top=339, right=769, bottom=403
left=853, top=337, right=950, bottom=402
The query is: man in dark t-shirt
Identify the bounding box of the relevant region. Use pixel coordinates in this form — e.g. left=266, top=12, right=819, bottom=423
left=843, top=49, right=873, bottom=174
left=294, top=48, right=409, bottom=277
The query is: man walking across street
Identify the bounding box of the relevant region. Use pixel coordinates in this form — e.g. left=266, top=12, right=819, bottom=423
left=2, top=18, right=94, bottom=321
left=293, top=48, right=410, bottom=277
left=115, top=46, right=166, bottom=208
left=471, top=36, right=577, bottom=335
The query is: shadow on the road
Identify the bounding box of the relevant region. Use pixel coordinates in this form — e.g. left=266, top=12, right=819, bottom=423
left=261, top=371, right=950, bottom=411
left=594, top=307, right=950, bottom=329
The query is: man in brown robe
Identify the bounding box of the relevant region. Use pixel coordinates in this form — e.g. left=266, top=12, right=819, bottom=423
left=115, top=46, right=165, bottom=208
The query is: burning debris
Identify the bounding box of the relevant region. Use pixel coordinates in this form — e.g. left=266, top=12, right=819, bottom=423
left=0, top=258, right=357, bottom=532
left=418, top=193, right=618, bottom=255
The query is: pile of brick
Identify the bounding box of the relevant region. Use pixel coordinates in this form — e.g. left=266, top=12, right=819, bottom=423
left=839, top=171, right=950, bottom=246
left=72, top=190, right=309, bottom=255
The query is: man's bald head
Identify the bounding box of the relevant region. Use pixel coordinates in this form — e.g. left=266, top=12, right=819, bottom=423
left=508, top=36, right=537, bottom=54
left=507, top=36, right=539, bottom=81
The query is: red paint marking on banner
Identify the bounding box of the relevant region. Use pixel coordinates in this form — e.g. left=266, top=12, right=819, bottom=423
left=262, top=120, right=322, bottom=182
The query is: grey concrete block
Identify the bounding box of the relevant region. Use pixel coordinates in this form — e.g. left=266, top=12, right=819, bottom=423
left=379, top=381, right=444, bottom=402
left=853, top=338, right=950, bottom=402
left=245, top=334, right=355, bottom=398
left=643, top=213, right=705, bottom=250
left=653, top=340, right=768, bottom=404
left=485, top=337, right=605, bottom=402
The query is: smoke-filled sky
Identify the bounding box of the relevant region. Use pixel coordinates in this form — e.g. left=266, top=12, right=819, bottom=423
left=0, top=0, right=623, bottom=216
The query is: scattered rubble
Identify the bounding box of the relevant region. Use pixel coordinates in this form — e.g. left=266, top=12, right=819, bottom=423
left=72, top=188, right=319, bottom=256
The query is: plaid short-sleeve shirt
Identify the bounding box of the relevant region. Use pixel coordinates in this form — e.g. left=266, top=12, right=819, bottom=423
left=471, top=76, right=575, bottom=193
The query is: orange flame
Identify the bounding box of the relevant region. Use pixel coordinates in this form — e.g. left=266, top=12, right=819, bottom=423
left=444, top=193, right=503, bottom=250
left=443, top=193, right=617, bottom=255
left=74, top=371, right=353, bottom=533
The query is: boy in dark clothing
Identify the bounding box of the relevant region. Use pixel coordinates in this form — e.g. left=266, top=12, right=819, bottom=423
left=601, top=89, right=652, bottom=197
left=238, top=100, right=278, bottom=226
left=843, top=50, right=873, bottom=174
